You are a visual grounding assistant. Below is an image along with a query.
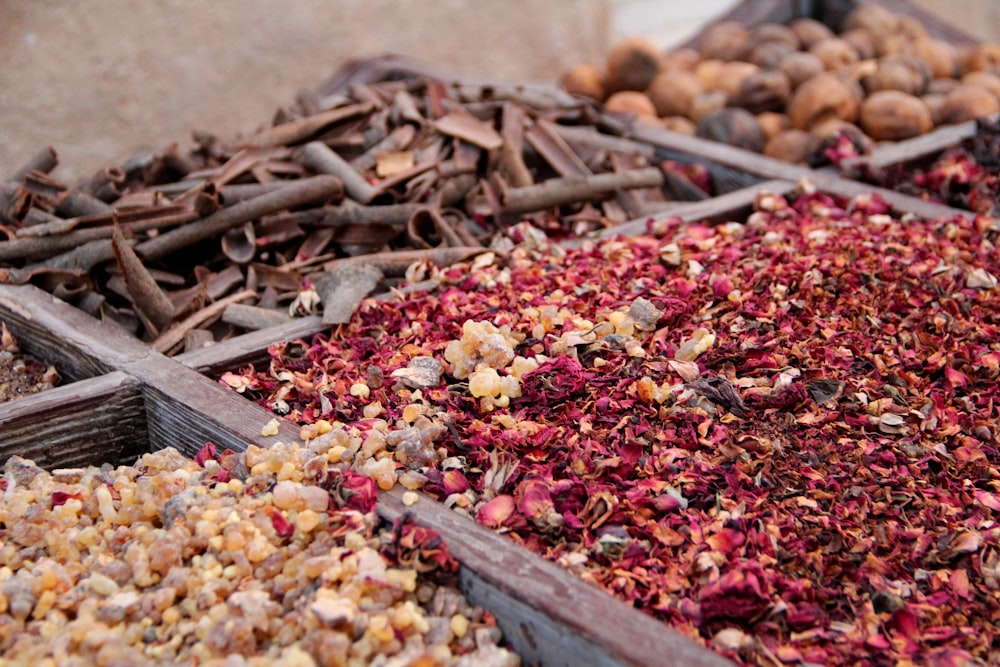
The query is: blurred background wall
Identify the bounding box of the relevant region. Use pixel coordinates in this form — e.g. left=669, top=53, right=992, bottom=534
left=2, top=0, right=998, bottom=182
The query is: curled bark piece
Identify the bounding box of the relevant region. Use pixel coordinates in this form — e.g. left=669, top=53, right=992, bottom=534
left=136, top=175, right=343, bottom=261
left=241, top=101, right=374, bottom=148
left=322, top=246, right=491, bottom=277
left=111, top=220, right=175, bottom=333
left=313, top=263, right=384, bottom=325
left=4, top=147, right=58, bottom=184
left=406, top=207, right=466, bottom=248
left=501, top=167, right=664, bottom=215
left=432, top=107, right=503, bottom=151
left=222, top=303, right=291, bottom=330
left=295, top=142, right=378, bottom=204
left=152, top=289, right=256, bottom=354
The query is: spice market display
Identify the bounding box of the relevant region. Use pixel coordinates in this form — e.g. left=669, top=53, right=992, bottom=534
left=2, top=1, right=1000, bottom=667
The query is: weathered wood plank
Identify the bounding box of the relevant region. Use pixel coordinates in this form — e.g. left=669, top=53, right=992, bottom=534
left=176, top=316, right=326, bottom=376
left=624, top=122, right=974, bottom=220
left=0, top=284, right=150, bottom=380
left=859, top=118, right=986, bottom=171
left=0, top=371, right=147, bottom=468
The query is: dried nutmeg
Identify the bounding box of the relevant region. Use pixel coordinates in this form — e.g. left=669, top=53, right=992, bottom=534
left=810, top=38, right=860, bottom=71
left=862, top=55, right=931, bottom=96
left=604, top=90, right=658, bottom=119
left=698, top=21, right=750, bottom=61
left=646, top=70, right=704, bottom=117
left=928, top=77, right=960, bottom=96
left=913, top=38, right=959, bottom=79
left=715, top=62, right=761, bottom=98
left=789, top=18, right=835, bottom=50
left=731, top=69, right=791, bottom=114
left=937, top=84, right=1000, bottom=125
left=659, top=116, right=696, bottom=135
left=963, top=43, right=1000, bottom=75
left=757, top=111, right=790, bottom=141
left=860, top=90, right=933, bottom=141
left=696, top=107, right=765, bottom=152
left=694, top=59, right=725, bottom=89
left=843, top=4, right=899, bottom=43
left=688, top=90, right=728, bottom=123
left=559, top=63, right=606, bottom=101
left=747, top=42, right=796, bottom=70
left=749, top=23, right=800, bottom=50
left=840, top=28, right=878, bottom=61
left=779, top=52, right=825, bottom=89
left=961, top=71, right=1000, bottom=105
left=788, top=72, right=861, bottom=131
left=660, top=47, right=701, bottom=72
left=922, top=93, right=947, bottom=126
left=606, top=37, right=662, bottom=93
left=764, top=129, right=812, bottom=163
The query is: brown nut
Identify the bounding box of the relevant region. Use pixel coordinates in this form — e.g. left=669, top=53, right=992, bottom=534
left=928, top=77, right=960, bottom=95
left=764, top=129, right=812, bottom=163
left=937, top=84, right=1000, bottom=125
left=810, top=38, right=860, bottom=70
left=747, top=42, right=796, bottom=69
left=779, top=52, right=826, bottom=89
left=715, top=62, right=761, bottom=98
left=659, top=116, right=697, bottom=135
left=860, top=90, right=933, bottom=140
left=749, top=23, right=800, bottom=50
left=646, top=70, right=704, bottom=117
left=843, top=5, right=899, bottom=41
left=788, top=72, right=861, bottom=130
left=840, top=28, right=878, bottom=61
left=688, top=90, right=728, bottom=123
left=694, top=59, right=725, bottom=89
left=606, top=37, right=662, bottom=93
left=730, top=69, right=792, bottom=114
left=698, top=21, right=750, bottom=61
left=896, top=15, right=929, bottom=42
left=757, top=111, right=790, bottom=141
left=790, top=18, right=835, bottom=50
left=913, top=39, right=958, bottom=79
left=660, top=48, right=701, bottom=72
left=559, top=63, right=606, bottom=101
left=862, top=55, right=930, bottom=96
left=962, top=72, right=1000, bottom=104
left=921, top=93, right=947, bottom=126
left=604, top=90, right=658, bottom=118
left=696, top=108, right=765, bottom=152
left=964, top=44, right=1000, bottom=75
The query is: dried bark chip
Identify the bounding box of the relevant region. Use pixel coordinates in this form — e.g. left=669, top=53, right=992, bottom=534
left=313, top=263, right=384, bottom=325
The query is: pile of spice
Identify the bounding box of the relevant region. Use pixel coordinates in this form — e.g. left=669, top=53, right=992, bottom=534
left=0, top=443, right=518, bottom=667
left=847, top=117, right=1000, bottom=215
left=223, top=187, right=1000, bottom=665
left=0, top=322, right=59, bottom=403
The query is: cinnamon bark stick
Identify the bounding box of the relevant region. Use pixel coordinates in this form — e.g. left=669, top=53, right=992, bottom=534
left=4, top=147, right=58, bottom=184
left=242, top=101, right=374, bottom=148
left=222, top=303, right=292, bottom=330
left=111, top=220, right=175, bottom=332
left=152, top=289, right=256, bottom=354
left=295, top=142, right=379, bottom=204
left=501, top=167, right=664, bottom=215
left=136, top=175, right=343, bottom=261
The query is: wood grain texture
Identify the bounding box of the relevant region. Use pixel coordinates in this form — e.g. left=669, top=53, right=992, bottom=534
left=379, top=489, right=733, bottom=667
left=175, top=316, right=326, bottom=376
left=625, top=122, right=974, bottom=221
left=0, top=371, right=147, bottom=468
left=0, top=283, right=150, bottom=380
